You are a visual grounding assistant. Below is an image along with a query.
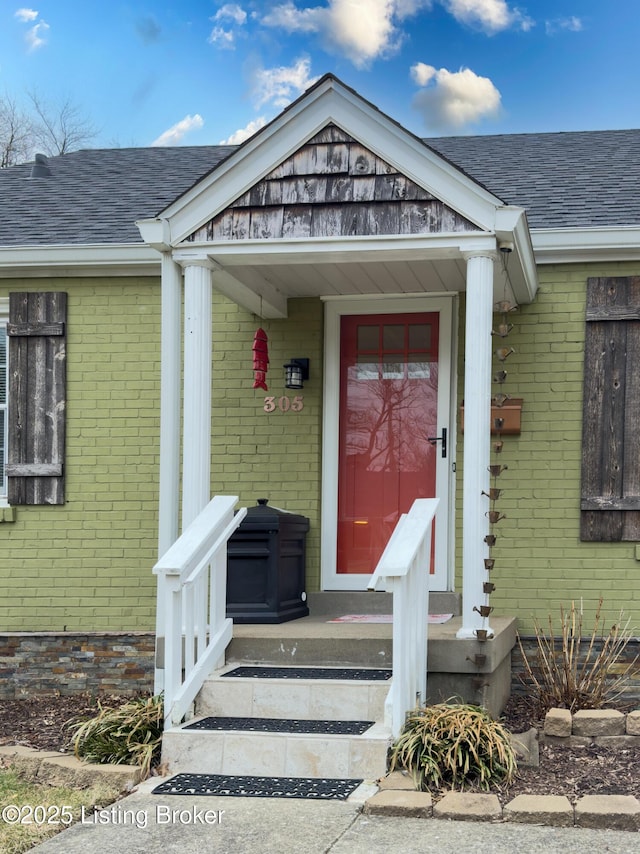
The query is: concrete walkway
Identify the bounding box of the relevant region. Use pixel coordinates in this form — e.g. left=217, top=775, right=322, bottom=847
left=27, top=776, right=640, bottom=854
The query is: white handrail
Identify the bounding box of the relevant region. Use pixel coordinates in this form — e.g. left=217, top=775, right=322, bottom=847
left=368, top=497, right=439, bottom=738
left=153, top=495, right=247, bottom=726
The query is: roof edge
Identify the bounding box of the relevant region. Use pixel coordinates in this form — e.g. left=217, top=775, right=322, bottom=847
left=532, top=226, right=640, bottom=263
left=0, top=243, right=160, bottom=278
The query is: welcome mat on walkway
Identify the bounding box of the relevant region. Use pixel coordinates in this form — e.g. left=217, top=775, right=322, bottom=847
left=184, top=716, right=374, bottom=735
left=327, top=613, right=453, bottom=624
left=152, top=773, right=363, bottom=800
left=221, top=666, right=392, bottom=680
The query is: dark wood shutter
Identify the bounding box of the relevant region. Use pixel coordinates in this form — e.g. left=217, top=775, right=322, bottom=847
left=7, top=292, right=67, bottom=505
left=580, top=277, right=640, bottom=541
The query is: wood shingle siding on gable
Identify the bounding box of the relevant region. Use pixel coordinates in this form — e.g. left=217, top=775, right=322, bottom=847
left=7, top=292, right=66, bottom=505
left=580, top=277, right=640, bottom=541
left=185, top=125, right=478, bottom=243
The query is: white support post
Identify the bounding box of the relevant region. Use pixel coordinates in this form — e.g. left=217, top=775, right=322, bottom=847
left=182, top=261, right=213, bottom=530
left=158, top=253, right=182, bottom=557
left=458, top=252, right=494, bottom=639
left=154, top=254, right=183, bottom=695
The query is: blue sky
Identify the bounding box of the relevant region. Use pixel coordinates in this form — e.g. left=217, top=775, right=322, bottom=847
left=1, top=1, right=638, bottom=150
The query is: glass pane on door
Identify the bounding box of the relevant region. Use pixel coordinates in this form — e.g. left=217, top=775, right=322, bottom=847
left=337, top=312, right=439, bottom=574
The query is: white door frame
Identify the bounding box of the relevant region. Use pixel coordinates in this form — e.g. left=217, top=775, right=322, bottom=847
left=320, top=294, right=457, bottom=591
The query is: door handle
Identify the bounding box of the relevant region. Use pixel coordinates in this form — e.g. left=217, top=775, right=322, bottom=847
left=428, top=427, right=447, bottom=458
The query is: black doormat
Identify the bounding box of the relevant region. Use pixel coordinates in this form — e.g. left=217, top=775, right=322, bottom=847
left=152, top=773, right=363, bottom=800
left=184, top=716, right=374, bottom=735
left=222, top=666, right=392, bottom=680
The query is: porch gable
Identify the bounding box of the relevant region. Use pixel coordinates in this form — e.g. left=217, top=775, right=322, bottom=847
left=184, top=124, right=479, bottom=243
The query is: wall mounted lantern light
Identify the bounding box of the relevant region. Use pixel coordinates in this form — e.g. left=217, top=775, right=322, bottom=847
left=284, top=358, right=310, bottom=390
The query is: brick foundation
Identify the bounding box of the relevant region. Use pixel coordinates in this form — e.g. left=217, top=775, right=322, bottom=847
left=0, top=633, right=155, bottom=698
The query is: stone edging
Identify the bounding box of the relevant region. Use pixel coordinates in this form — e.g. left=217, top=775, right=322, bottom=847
left=364, top=772, right=640, bottom=831
left=543, top=707, right=640, bottom=745
left=3, top=745, right=638, bottom=832
left=0, top=745, right=141, bottom=791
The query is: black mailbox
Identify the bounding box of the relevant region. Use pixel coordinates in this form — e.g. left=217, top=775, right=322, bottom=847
left=226, top=499, right=310, bottom=623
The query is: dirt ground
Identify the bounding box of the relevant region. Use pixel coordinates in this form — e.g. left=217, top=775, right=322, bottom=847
left=1, top=692, right=639, bottom=801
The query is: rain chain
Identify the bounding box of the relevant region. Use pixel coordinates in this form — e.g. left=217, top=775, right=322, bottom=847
left=474, top=298, right=517, bottom=642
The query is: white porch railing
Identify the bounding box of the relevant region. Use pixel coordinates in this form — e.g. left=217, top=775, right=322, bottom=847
left=153, top=495, right=247, bottom=726
left=368, top=497, right=439, bottom=738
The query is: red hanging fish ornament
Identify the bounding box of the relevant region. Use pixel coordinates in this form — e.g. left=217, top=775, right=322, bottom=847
left=252, top=327, right=269, bottom=391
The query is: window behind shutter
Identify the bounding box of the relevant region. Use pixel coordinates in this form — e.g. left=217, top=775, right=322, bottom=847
left=580, top=276, right=640, bottom=541
left=7, top=292, right=67, bottom=505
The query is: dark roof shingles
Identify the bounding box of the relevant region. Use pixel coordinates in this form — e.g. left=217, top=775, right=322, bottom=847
left=1, top=129, right=639, bottom=247
left=429, top=129, right=640, bottom=229
left=0, top=146, right=233, bottom=246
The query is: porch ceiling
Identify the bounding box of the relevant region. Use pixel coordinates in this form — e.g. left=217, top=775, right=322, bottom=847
left=219, top=256, right=467, bottom=300
left=172, top=233, right=525, bottom=318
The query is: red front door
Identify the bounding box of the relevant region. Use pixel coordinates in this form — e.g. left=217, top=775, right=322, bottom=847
left=337, top=313, right=439, bottom=574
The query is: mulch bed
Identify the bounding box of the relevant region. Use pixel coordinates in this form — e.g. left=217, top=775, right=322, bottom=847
left=1, top=693, right=639, bottom=801
left=0, top=693, right=131, bottom=753
left=500, top=694, right=640, bottom=802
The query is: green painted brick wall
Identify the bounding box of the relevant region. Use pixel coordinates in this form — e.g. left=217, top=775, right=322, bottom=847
left=0, top=277, right=162, bottom=631
left=0, top=282, right=323, bottom=631
left=455, top=262, right=640, bottom=635
left=210, top=295, right=324, bottom=590
left=4, top=264, right=639, bottom=637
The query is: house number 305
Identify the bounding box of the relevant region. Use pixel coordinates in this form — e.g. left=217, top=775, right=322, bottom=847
left=263, top=395, right=304, bottom=413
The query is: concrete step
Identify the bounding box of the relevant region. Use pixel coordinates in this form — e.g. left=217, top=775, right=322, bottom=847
left=196, top=665, right=389, bottom=722
left=226, top=615, right=517, bottom=717
left=161, top=718, right=390, bottom=780
left=226, top=627, right=392, bottom=668
left=306, top=590, right=461, bottom=616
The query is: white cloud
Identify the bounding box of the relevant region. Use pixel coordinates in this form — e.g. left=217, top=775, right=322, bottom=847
left=217, top=60, right=317, bottom=149
left=411, top=63, right=501, bottom=130
left=261, top=2, right=322, bottom=33
left=251, top=58, right=319, bottom=108
left=209, top=3, right=247, bottom=47
left=209, top=26, right=236, bottom=47
left=151, top=114, right=204, bottom=146
left=261, top=1, right=431, bottom=68
left=395, top=0, right=433, bottom=16
left=220, top=117, right=268, bottom=145
left=545, top=16, right=582, bottom=35
left=14, top=8, right=38, bottom=22
left=411, top=61, right=437, bottom=86
left=213, top=4, right=248, bottom=25
left=443, top=0, right=533, bottom=34
left=14, top=7, right=49, bottom=51
left=25, top=19, right=49, bottom=51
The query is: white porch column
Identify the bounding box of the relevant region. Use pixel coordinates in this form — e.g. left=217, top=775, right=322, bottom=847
left=158, top=253, right=182, bottom=557
left=458, top=252, right=495, bottom=639
left=181, top=261, right=213, bottom=530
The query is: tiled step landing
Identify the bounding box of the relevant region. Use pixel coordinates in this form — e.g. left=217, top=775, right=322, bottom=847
left=161, top=665, right=392, bottom=782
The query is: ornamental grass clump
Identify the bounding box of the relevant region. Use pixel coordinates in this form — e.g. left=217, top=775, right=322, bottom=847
left=68, top=694, right=164, bottom=779
left=517, top=598, right=639, bottom=714
left=389, top=702, right=517, bottom=792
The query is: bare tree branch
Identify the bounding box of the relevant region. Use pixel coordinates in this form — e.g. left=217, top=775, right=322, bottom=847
left=0, top=95, right=33, bottom=167
left=27, top=91, right=99, bottom=156
left=0, top=90, right=99, bottom=166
